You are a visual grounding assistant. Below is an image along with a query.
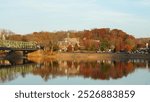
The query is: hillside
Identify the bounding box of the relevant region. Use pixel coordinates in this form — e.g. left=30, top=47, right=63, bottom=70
left=1, top=28, right=149, bottom=52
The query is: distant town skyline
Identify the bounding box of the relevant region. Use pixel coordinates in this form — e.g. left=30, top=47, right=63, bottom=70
left=0, top=0, right=150, bottom=38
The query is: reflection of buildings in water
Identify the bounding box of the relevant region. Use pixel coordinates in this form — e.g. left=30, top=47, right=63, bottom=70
left=58, top=60, right=80, bottom=75
left=33, top=61, right=133, bottom=80
left=145, top=60, right=150, bottom=72
left=33, top=59, right=150, bottom=81
left=1, top=59, right=150, bottom=83
left=129, top=59, right=150, bottom=68
left=32, top=60, right=81, bottom=81
left=129, top=59, right=147, bottom=63
left=146, top=60, right=149, bottom=69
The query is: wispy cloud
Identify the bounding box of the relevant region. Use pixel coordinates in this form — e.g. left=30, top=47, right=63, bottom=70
left=0, top=0, right=149, bottom=37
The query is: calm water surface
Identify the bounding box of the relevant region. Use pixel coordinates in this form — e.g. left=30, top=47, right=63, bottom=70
left=0, top=58, right=150, bottom=85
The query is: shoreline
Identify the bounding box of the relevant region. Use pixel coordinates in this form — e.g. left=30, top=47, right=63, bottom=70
left=53, top=53, right=150, bottom=60
left=27, top=50, right=150, bottom=62
left=1, top=50, right=150, bottom=62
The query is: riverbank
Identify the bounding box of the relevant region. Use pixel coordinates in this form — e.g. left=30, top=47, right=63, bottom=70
left=27, top=50, right=150, bottom=62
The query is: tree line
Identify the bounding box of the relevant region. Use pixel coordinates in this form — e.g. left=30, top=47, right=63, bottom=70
left=1, top=28, right=148, bottom=52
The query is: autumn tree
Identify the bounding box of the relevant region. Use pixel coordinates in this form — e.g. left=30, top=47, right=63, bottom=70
left=5, top=28, right=137, bottom=52
left=0, top=29, right=15, bottom=40
left=100, top=40, right=110, bottom=51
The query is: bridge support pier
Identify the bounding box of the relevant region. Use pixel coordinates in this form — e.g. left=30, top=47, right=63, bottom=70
left=23, top=51, right=28, bottom=57
left=5, top=51, right=22, bottom=64
left=23, top=50, right=35, bottom=57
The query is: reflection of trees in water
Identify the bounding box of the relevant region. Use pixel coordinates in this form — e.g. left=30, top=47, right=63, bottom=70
left=0, top=59, right=149, bottom=83
left=32, top=61, right=59, bottom=81
left=78, top=61, right=131, bottom=80
left=32, top=59, right=150, bottom=81
left=0, top=62, right=37, bottom=83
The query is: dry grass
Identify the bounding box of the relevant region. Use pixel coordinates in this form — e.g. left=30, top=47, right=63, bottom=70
left=27, top=50, right=150, bottom=63
left=55, top=53, right=114, bottom=61
left=28, top=51, right=116, bottom=61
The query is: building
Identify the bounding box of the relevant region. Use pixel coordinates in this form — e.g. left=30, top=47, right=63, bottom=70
left=135, top=41, right=150, bottom=54
left=146, top=43, right=149, bottom=49
left=58, top=33, right=80, bottom=52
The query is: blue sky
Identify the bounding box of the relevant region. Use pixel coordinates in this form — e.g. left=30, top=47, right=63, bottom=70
left=0, top=0, right=150, bottom=38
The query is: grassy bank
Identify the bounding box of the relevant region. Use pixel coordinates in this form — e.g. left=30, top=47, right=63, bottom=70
left=27, top=50, right=150, bottom=62
left=53, top=53, right=150, bottom=61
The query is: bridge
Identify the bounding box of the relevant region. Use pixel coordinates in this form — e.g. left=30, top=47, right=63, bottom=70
left=0, top=39, right=41, bottom=56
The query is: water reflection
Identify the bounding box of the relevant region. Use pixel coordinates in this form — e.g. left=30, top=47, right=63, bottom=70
left=0, top=58, right=150, bottom=84
left=0, top=59, right=38, bottom=83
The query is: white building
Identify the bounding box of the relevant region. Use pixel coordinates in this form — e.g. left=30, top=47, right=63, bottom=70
left=146, top=43, right=149, bottom=49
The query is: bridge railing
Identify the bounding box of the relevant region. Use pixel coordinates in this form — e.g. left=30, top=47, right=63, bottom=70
left=0, top=39, right=38, bottom=49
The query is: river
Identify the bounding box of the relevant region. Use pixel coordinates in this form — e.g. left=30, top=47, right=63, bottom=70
left=0, top=58, right=150, bottom=85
